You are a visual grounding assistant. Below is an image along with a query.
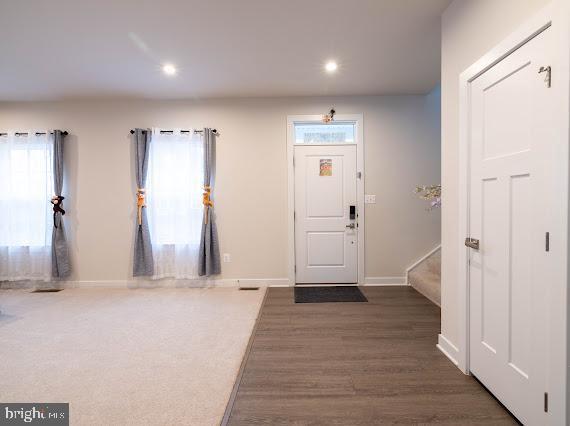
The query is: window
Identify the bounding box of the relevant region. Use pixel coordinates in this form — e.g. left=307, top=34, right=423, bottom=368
left=294, top=122, right=355, bottom=144
left=0, top=132, right=53, bottom=281
left=146, top=129, right=204, bottom=279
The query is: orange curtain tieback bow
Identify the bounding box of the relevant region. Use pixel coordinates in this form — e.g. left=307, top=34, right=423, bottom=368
left=203, top=185, right=213, bottom=224
left=136, top=188, right=146, bottom=225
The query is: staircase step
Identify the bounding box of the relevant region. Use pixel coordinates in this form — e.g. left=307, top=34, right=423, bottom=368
left=408, top=248, right=441, bottom=306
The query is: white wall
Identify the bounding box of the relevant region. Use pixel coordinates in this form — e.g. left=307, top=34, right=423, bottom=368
left=0, top=94, right=440, bottom=284
left=440, top=0, right=550, bottom=347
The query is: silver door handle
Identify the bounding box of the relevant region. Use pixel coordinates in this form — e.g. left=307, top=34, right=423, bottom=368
left=346, top=223, right=356, bottom=229
left=465, top=238, right=480, bottom=250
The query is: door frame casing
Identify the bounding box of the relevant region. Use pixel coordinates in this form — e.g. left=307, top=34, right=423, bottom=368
left=456, top=3, right=569, bottom=423
left=287, top=114, right=365, bottom=286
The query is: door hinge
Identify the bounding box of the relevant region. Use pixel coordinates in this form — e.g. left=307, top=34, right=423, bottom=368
left=546, top=232, right=550, bottom=252
left=539, top=66, right=552, bottom=88
left=293, top=157, right=295, bottom=167
left=544, top=392, right=549, bottom=413
left=294, top=211, right=296, bottom=220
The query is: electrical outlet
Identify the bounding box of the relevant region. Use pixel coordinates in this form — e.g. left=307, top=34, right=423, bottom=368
left=223, top=253, right=231, bottom=263
left=365, top=194, right=376, bottom=204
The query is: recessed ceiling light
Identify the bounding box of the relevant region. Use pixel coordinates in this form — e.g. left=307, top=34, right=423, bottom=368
left=162, top=63, right=177, bottom=76
left=325, top=61, right=338, bottom=73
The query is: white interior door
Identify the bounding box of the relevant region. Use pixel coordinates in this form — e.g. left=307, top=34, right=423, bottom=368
left=468, top=27, right=554, bottom=425
left=294, top=145, right=357, bottom=283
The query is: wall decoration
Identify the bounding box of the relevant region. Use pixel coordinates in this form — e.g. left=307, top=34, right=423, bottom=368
left=320, top=159, right=332, bottom=176
left=322, top=108, right=336, bottom=123
left=414, top=184, right=441, bottom=210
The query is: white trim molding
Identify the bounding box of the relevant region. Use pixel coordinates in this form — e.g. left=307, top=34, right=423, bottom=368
left=363, top=276, right=406, bottom=286
left=236, top=278, right=290, bottom=288
left=1, top=278, right=290, bottom=290
left=3, top=276, right=405, bottom=289
left=437, top=334, right=459, bottom=367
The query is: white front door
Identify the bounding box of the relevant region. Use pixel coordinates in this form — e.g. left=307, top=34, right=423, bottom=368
left=294, top=145, right=358, bottom=283
left=468, top=27, right=554, bottom=424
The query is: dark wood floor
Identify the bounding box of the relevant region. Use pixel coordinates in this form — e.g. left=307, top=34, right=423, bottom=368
left=225, top=286, right=517, bottom=425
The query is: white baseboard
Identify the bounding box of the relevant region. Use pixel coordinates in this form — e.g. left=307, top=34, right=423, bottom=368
left=66, top=280, right=132, bottom=288
left=437, top=334, right=460, bottom=367
left=1, top=278, right=293, bottom=289
left=236, top=278, right=290, bottom=288
left=4, top=277, right=412, bottom=289
left=363, top=276, right=407, bottom=286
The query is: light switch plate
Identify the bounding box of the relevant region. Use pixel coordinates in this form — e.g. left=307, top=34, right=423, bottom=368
left=365, top=194, right=376, bottom=204
left=223, top=253, right=231, bottom=263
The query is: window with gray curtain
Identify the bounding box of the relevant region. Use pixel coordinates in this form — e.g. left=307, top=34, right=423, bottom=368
left=132, top=127, right=220, bottom=278
left=51, top=130, right=71, bottom=278
left=133, top=128, right=154, bottom=276
left=0, top=130, right=70, bottom=281
left=0, top=131, right=53, bottom=281
left=146, top=129, right=204, bottom=278
left=198, top=128, right=221, bottom=276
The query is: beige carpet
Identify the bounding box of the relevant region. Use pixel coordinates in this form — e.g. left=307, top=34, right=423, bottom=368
left=0, top=287, right=265, bottom=425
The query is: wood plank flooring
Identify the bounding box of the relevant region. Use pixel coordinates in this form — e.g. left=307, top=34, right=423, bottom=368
left=225, top=286, right=518, bottom=425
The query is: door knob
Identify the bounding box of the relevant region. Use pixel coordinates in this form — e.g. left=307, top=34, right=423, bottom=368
left=346, top=223, right=356, bottom=229
left=465, top=238, right=480, bottom=250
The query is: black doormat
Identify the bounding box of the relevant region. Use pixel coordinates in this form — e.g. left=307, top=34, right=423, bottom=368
left=294, top=286, right=368, bottom=303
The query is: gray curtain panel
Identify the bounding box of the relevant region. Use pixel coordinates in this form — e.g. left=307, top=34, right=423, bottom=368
left=51, top=130, right=71, bottom=278
left=133, top=128, right=154, bottom=276
left=198, top=128, right=221, bottom=276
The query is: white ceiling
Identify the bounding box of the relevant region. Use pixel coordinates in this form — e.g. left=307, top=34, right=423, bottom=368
left=0, top=0, right=451, bottom=101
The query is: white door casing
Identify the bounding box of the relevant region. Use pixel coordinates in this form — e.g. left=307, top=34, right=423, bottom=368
left=294, top=145, right=357, bottom=283
left=467, top=27, right=554, bottom=425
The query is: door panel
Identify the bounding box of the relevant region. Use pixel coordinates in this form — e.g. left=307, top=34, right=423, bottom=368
left=307, top=232, right=345, bottom=266
left=294, top=145, right=357, bottom=283
left=479, top=176, right=502, bottom=355
left=482, top=62, right=532, bottom=159
left=509, top=173, right=532, bottom=377
left=306, top=156, right=345, bottom=218
left=468, top=28, right=553, bottom=425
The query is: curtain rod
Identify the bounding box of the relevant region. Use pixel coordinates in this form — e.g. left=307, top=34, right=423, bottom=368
left=0, top=131, right=69, bottom=137
left=129, top=129, right=219, bottom=135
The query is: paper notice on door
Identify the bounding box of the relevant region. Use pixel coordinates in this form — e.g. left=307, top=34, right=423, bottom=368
left=319, top=159, right=332, bottom=176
